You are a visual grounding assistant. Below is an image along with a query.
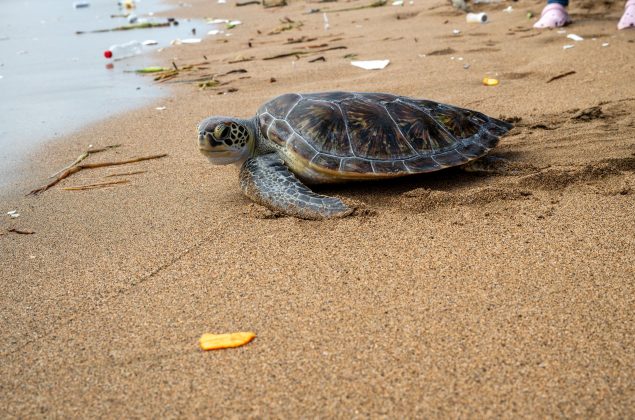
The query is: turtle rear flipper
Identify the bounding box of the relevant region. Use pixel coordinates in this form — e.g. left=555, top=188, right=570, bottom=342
left=240, top=155, right=353, bottom=220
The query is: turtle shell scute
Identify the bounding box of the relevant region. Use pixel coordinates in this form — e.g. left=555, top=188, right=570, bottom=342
left=372, top=160, right=409, bottom=174
left=288, top=134, right=318, bottom=162
left=339, top=98, right=416, bottom=160
left=268, top=119, right=295, bottom=146
left=263, top=93, right=302, bottom=118
left=311, top=153, right=341, bottom=172
left=286, top=100, right=350, bottom=156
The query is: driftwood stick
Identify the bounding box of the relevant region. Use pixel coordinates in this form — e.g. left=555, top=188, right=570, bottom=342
left=29, top=154, right=167, bottom=195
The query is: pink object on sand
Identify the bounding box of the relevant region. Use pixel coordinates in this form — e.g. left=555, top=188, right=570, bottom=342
left=533, top=3, right=572, bottom=29
left=618, top=0, right=635, bottom=30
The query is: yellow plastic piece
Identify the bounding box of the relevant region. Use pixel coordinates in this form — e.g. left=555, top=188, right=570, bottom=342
left=482, top=77, right=499, bottom=86
left=199, top=332, right=256, bottom=351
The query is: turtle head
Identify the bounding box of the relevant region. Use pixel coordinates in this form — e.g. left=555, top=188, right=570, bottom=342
left=197, top=117, right=255, bottom=165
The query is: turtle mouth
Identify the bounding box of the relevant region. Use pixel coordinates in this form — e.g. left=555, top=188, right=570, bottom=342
left=198, top=148, right=233, bottom=158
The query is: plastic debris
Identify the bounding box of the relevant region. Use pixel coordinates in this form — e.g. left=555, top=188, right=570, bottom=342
left=563, top=44, right=575, bottom=50
left=104, top=40, right=142, bottom=60
left=351, top=59, right=390, bottom=70
left=392, top=0, right=404, bottom=5
left=602, top=42, right=609, bottom=47
left=567, top=33, right=584, bottom=42
left=323, top=13, right=329, bottom=31
left=452, top=29, right=461, bottom=35
left=482, top=76, right=499, bottom=86
left=171, top=38, right=202, bottom=44
left=503, top=5, right=513, bottom=13
left=208, top=29, right=222, bottom=35
left=466, top=12, right=487, bottom=23
left=155, top=106, right=166, bottom=110
left=199, top=332, right=256, bottom=351
left=134, top=66, right=167, bottom=73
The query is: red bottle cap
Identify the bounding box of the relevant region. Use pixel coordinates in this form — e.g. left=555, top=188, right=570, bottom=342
left=104, top=50, right=113, bottom=59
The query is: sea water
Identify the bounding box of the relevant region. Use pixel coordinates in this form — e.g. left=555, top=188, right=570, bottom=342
left=0, top=0, right=208, bottom=189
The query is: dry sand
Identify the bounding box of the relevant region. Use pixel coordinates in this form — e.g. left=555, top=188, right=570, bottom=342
left=1, top=0, right=634, bottom=417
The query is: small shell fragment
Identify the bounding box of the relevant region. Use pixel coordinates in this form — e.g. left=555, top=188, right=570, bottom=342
left=563, top=44, right=575, bottom=50
left=482, top=77, right=499, bottom=86
left=199, top=331, right=256, bottom=351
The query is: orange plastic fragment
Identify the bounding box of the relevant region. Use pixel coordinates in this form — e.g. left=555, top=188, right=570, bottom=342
left=199, top=331, right=256, bottom=351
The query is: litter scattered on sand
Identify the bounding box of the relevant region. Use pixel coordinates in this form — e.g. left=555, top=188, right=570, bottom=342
left=351, top=59, right=390, bottom=70
left=199, top=332, right=256, bottom=350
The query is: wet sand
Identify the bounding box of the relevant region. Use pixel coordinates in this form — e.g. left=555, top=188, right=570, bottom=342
left=1, top=0, right=634, bottom=417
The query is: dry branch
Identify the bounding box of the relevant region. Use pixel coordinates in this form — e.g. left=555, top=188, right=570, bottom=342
left=29, top=154, right=167, bottom=195
left=49, top=145, right=121, bottom=178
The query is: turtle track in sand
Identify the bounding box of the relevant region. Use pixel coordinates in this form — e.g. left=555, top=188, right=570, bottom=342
left=394, top=98, right=635, bottom=215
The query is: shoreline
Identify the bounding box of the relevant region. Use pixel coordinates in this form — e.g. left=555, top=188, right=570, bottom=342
left=0, top=0, right=206, bottom=200
left=1, top=0, right=634, bottom=417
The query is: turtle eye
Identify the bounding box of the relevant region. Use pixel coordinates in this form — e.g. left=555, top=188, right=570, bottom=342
left=213, top=124, right=229, bottom=139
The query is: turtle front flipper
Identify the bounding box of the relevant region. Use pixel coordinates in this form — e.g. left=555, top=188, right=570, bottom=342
left=240, top=155, right=353, bottom=220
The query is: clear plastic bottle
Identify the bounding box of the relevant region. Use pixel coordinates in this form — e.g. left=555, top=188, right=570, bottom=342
left=103, top=40, right=143, bottom=60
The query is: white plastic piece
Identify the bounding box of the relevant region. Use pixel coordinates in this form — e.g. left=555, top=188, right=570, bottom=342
left=567, top=33, right=584, bottom=42
left=466, top=12, right=487, bottom=23
left=351, top=60, right=390, bottom=70
left=563, top=44, right=575, bottom=50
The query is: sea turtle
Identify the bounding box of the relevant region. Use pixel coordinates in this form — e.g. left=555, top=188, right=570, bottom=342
left=197, top=92, right=512, bottom=219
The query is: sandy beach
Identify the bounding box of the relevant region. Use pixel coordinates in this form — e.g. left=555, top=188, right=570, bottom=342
left=1, top=0, right=634, bottom=417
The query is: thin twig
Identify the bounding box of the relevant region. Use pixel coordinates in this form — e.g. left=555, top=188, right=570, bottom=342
left=49, top=145, right=121, bottom=178
left=105, top=170, right=146, bottom=177
left=546, top=70, right=576, bottom=84
left=62, top=179, right=130, bottom=191
left=8, top=228, right=35, bottom=235
left=263, top=45, right=346, bottom=60
left=29, top=154, right=167, bottom=195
